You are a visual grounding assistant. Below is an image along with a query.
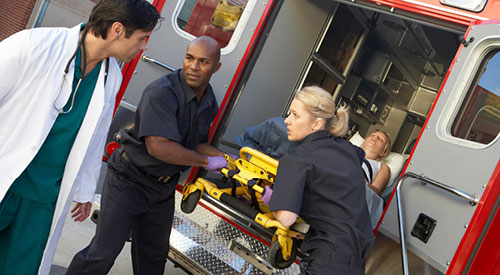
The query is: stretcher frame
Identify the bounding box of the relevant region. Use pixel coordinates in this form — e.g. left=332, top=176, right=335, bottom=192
left=181, top=146, right=306, bottom=269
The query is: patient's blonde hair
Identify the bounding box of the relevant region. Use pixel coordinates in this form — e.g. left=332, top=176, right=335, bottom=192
left=295, top=86, right=349, bottom=138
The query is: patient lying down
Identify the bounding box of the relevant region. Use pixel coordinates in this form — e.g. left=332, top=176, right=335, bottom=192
left=360, top=131, right=391, bottom=196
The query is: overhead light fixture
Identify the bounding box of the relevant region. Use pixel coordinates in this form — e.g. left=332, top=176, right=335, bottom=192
left=439, top=0, right=488, bottom=12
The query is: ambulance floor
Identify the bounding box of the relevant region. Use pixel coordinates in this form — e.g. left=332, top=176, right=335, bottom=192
left=365, top=231, right=443, bottom=275
left=49, top=202, right=189, bottom=275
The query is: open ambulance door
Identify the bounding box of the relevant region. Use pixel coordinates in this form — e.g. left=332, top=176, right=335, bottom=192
left=108, top=0, right=273, bottom=164
left=379, top=20, right=500, bottom=274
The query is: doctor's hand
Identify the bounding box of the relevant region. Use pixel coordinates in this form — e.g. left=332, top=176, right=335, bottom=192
left=71, top=202, right=92, bottom=222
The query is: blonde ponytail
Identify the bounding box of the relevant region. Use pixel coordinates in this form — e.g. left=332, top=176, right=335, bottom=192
left=328, top=103, right=349, bottom=137
left=295, top=86, right=350, bottom=138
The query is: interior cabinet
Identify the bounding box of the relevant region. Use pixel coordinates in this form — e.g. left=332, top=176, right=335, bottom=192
left=341, top=73, right=390, bottom=123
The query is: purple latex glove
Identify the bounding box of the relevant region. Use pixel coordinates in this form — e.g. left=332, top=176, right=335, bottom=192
left=206, top=156, right=228, bottom=172
left=261, top=185, right=273, bottom=205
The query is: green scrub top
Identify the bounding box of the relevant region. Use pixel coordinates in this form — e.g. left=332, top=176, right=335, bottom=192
left=9, top=47, right=102, bottom=203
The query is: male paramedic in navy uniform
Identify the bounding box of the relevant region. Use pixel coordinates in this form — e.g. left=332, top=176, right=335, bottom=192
left=67, top=36, right=228, bottom=275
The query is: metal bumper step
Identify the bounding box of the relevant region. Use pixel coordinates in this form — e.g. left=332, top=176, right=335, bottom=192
left=170, top=191, right=300, bottom=274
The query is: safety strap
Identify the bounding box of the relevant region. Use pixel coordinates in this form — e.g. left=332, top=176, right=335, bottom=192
left=362, top=158, right=373, bottom=183
left=230, top=178, right=237, bottom=197
left=249, top=187, right=260, bottom=211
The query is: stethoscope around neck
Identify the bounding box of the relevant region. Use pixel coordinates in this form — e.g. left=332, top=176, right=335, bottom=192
left=53, top=27, right=109, bottom=114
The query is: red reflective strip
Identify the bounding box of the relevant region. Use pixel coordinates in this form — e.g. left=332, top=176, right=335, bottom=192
left=113, top=0, right=167, bottom=115
left=447, top=160, right=500, bottom=274
left=184, top=0, right=279, bottom=184
left=367, top=0, right=483, bottom=26
left=468, top=200, right=500, bottom=274
left=473, top=19, right=500, bottom=25
left=114, top=59, right=136, bottom=115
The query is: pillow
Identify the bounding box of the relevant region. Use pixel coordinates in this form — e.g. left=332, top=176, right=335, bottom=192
left=349, top=132, right=405, bottom=187
left=349, top=131, right=365, bottom=146
left=382, top=152, right=405, bottom=187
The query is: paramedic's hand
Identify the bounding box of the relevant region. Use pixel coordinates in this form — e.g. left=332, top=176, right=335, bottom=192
left=261, top=186, right=273, bottom=205
left=71, top=202, right=92, bottom=222
left=205, top=156, right=228, bottom=173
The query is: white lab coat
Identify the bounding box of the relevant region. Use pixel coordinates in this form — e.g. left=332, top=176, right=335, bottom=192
left=0, top=24, right=122, bottom=274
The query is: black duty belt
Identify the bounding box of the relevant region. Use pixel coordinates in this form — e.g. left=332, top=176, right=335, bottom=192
left=119, top=149, right=176, bottom=184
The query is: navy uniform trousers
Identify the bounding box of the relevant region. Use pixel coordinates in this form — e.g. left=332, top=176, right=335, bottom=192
left=299, top=245, right=366, bottom=275
left=66, top=151, right=178, bottom=275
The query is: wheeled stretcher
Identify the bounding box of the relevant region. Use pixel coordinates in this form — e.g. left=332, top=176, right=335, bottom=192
left=181, top=147, right=307, bottom=269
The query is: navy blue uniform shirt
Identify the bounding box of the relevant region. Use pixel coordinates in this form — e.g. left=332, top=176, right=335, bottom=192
left=119, top=69, right=218, bottom=178
left=269, top=130, right=373, bottom=258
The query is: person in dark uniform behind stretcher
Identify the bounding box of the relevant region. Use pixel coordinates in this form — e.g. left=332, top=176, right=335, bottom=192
left=266, top=86, right=374, bottom=274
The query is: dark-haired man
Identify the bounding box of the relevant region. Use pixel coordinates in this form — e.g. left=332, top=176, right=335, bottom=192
left=0, top=0, right=160, bottom=274
left=67, top=36, right=228, bottom=275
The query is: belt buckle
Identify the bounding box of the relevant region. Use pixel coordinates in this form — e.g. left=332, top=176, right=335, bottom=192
left=158, top=176, right=171, bottom=184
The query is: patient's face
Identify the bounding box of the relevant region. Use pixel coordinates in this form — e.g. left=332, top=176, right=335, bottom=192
left=362, top=131, right=388, bottom=158
left=284, top=99, right=316, bottom=141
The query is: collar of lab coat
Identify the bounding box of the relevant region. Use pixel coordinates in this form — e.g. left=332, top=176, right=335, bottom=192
left=57, top=24, right=114, bottom=110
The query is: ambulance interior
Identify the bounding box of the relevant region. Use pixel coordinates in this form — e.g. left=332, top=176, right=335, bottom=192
left=217, top=2, right=461, bottom=212
left=299, top=3, right=461, bottom=157
left=209, top=1, right=464, bottom=272
left=301, top=3, right=463, bottom=200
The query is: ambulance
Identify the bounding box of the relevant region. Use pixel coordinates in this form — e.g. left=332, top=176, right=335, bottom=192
left=33, top=0, right=500, bottom=274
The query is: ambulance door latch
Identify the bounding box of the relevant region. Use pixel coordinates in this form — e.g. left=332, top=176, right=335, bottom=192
left=411, top=213, right=437, bottom=243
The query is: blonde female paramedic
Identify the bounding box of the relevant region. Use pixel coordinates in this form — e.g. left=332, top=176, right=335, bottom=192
left=268, top=86, right=374, bottom=274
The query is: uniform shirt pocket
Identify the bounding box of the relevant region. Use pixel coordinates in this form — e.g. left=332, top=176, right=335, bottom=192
left=195, top=112, right=213, bottom=142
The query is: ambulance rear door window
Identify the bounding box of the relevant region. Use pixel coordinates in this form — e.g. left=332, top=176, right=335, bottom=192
left=451, top=49, right=500, bottom=144
left=175, top=0, right=251, bottom=49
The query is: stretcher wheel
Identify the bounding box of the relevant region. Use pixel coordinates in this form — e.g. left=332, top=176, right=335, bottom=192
left=268, top=238, right=297, bottom=269
left=181, top=190, right=201, bottom=214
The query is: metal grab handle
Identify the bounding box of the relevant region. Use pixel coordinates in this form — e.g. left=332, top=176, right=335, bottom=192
left=141, top=55, right=175, bottom=72
left=396, top=172, right=479, bottom=275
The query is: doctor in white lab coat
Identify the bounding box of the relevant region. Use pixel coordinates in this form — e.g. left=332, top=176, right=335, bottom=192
left=0, top=0, right=160, bottom=274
